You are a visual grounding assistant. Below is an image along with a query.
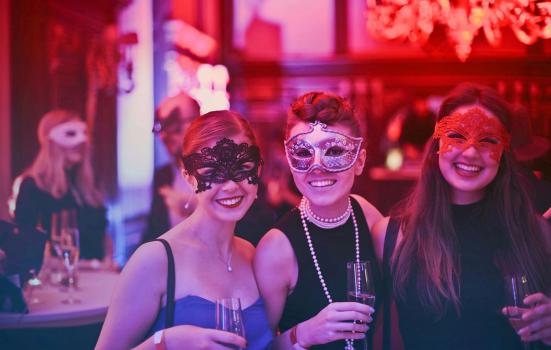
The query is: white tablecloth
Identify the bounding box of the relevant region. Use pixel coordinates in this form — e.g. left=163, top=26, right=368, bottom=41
left=0, top=270, right=119, bottom=329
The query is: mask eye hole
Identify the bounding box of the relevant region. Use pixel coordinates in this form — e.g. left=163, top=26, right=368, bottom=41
left=66, top=130, right=77, bottom=137
left=446, top=132, right=466, bottom=140
left=293, top=147, right=313, bottom=158
left=237, top=161, right=255, bottom=172
left=480, top=137, right=498, bottom=145
left=196, top=167, right=215, bottom=176
left=325, top=146, right=345, bottom=157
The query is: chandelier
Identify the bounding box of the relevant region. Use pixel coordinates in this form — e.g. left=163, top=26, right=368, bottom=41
left=365, top=0, right=551, bottom=61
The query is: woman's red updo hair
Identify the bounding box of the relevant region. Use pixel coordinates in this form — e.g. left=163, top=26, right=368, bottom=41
left=181, top=110, right=258, bottom=157
left=285, top=92, right=361, bottom=138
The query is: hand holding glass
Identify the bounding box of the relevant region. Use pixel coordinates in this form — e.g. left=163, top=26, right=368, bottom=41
left=347, top=261, right=376, bottom=350
left=504, top=274, right=533, bottom=349
left=216, top=297, right=245, bottom=350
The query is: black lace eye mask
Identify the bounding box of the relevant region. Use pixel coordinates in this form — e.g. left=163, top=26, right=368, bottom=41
left=181, top=138, right=263, bottom=193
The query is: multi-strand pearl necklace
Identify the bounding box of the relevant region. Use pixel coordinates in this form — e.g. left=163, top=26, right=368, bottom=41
left=303, top=197, right=352, bottom=229
left=299, top=197, right=360, bottom=350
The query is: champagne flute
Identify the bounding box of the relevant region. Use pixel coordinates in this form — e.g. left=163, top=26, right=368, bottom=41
left=60, top=209, right=80, bottom=304
left=504, top=274, right=533, bottom=350
left=216, top=297, right=246, bottom=350
left=347, top=261, right=376, bottom=350
left=48, top=212, right=64, bottom=285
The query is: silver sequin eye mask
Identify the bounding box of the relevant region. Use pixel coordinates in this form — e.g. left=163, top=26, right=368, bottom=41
left=284, top=121, right=363, bottom=173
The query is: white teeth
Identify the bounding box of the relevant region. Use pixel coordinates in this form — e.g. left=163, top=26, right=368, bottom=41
left=309, top=179, right=336, bottom=187
left=217, top=196, right=242, bottom=206
left=455, top=163, right=481, bottom=172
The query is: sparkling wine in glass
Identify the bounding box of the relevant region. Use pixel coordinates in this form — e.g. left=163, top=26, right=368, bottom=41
left=504, top=274, right=533, bottom=350
left=60, top=210, right=80, bottom=304
left=216, top=297, right=246, bottom=350
left=347, top=261, right=376, bottom=306
left=347, top=261, right=376, bottom=350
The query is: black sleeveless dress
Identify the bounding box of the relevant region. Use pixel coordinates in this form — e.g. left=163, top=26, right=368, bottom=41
left=394, top=201, right=524, bottom=350
left=276, top=197, right=381, bottom=350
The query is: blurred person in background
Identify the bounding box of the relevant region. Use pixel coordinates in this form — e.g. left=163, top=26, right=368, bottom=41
left=510, top=104, right=551, bottom=217
left=11, top=109, right=110, bottom=264
left=142, top=93, right=200, bottom=244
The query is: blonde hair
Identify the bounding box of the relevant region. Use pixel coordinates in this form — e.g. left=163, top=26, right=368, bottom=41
left=22, top=109, right=103, bottom=207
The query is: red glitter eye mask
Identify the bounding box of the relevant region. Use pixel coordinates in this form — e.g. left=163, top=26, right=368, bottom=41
left=433, top=107, right=511, bottom=161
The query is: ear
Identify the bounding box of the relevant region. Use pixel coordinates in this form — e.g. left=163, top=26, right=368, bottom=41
left=354, top=149, right=367, bottom=176
left=181, top=168, right=198, bottom=189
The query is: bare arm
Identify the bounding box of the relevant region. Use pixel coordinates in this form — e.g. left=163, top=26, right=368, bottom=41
left=371, top=217, right=391, bottom=264
left=254, top=228, right=295, bottom=333
left=255, top=229, right=374, bottom=350
left=96, top=242, right=247, bottom=350
left=95, top=242, right=166, bottom=350
left=350, top=194, right=384, bottom=233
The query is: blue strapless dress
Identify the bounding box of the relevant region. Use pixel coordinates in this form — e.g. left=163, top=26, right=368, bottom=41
left=148, top=295, right=272, bottom=350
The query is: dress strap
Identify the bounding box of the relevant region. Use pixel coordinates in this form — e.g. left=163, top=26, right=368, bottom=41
left=155, top=238, right=175, bottom=328
left=382, top=217, right=400, bottom=350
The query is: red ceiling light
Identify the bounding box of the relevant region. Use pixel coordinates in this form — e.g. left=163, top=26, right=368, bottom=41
left=366, top=0, right=551, bottom=61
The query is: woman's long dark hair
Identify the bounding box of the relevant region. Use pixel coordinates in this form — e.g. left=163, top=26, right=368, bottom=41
left=392, top=83, right=551, bottom=316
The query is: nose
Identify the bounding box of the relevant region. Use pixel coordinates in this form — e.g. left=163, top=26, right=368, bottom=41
left=461, top=144, right=480, bottom=158
left=219, top=179, right=240, bottom=193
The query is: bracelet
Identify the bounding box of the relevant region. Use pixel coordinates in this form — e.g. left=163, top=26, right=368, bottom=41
left=290, top=325, right=309, bottom=350
left=153, top=329, right=167, bottom=350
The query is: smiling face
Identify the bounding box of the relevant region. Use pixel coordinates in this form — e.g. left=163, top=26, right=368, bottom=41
left=436, top=105, right=510, bottom=204
left=184, top=134, right=260, bottom=223
left=286, top=121, right=365, bottom=210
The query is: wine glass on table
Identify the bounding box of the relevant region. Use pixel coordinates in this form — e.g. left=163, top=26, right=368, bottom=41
left=347, top=261, right=376, bottom=350
left=504, top=274, right=533, bottom=350
left=60, top=209, right=81, bottom=304
left=47, top=211, right=65, bottom=285
left=216, top=297, right=246, bottom=350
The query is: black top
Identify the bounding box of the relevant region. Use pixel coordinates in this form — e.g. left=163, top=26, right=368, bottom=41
left=394, top=200, right=522, bottom=350
left=276, top=197, right=381, bottom=350
left=15, top=176, right=107, bottom=260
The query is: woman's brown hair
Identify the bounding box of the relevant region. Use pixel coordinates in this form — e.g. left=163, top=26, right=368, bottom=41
left=285, top=91, right=362, bottom=138
left=181, top=110, right=258, bottom=157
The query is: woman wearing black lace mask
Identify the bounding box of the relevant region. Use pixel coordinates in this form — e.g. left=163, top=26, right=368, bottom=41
left=96, top=111, right=272, bottom=350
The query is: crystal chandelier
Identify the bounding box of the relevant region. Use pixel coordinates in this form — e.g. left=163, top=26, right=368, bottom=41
left=365, top=0, right=551, bottom=61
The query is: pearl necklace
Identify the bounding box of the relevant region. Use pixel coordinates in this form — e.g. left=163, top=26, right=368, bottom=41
left=303, top=197, right=352, bottom=229
left=299, top=197, right=360, bottom=350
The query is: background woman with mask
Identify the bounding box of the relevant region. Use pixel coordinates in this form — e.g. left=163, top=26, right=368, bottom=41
left=13, top=109, right=108, bottom=261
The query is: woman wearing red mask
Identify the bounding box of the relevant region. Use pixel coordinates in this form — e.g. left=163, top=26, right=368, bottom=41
left=373, top=83, right=551, bottom=350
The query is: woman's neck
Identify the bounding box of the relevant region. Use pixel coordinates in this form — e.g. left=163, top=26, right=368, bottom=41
left=306, top=195, right=350, bottom=219
left=451, top=188, right=485, bottom=205
left=180, top=209, right=236, bottom=252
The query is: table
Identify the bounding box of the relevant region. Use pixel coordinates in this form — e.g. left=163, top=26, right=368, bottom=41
left=0, top=269, right=119, bottom=329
